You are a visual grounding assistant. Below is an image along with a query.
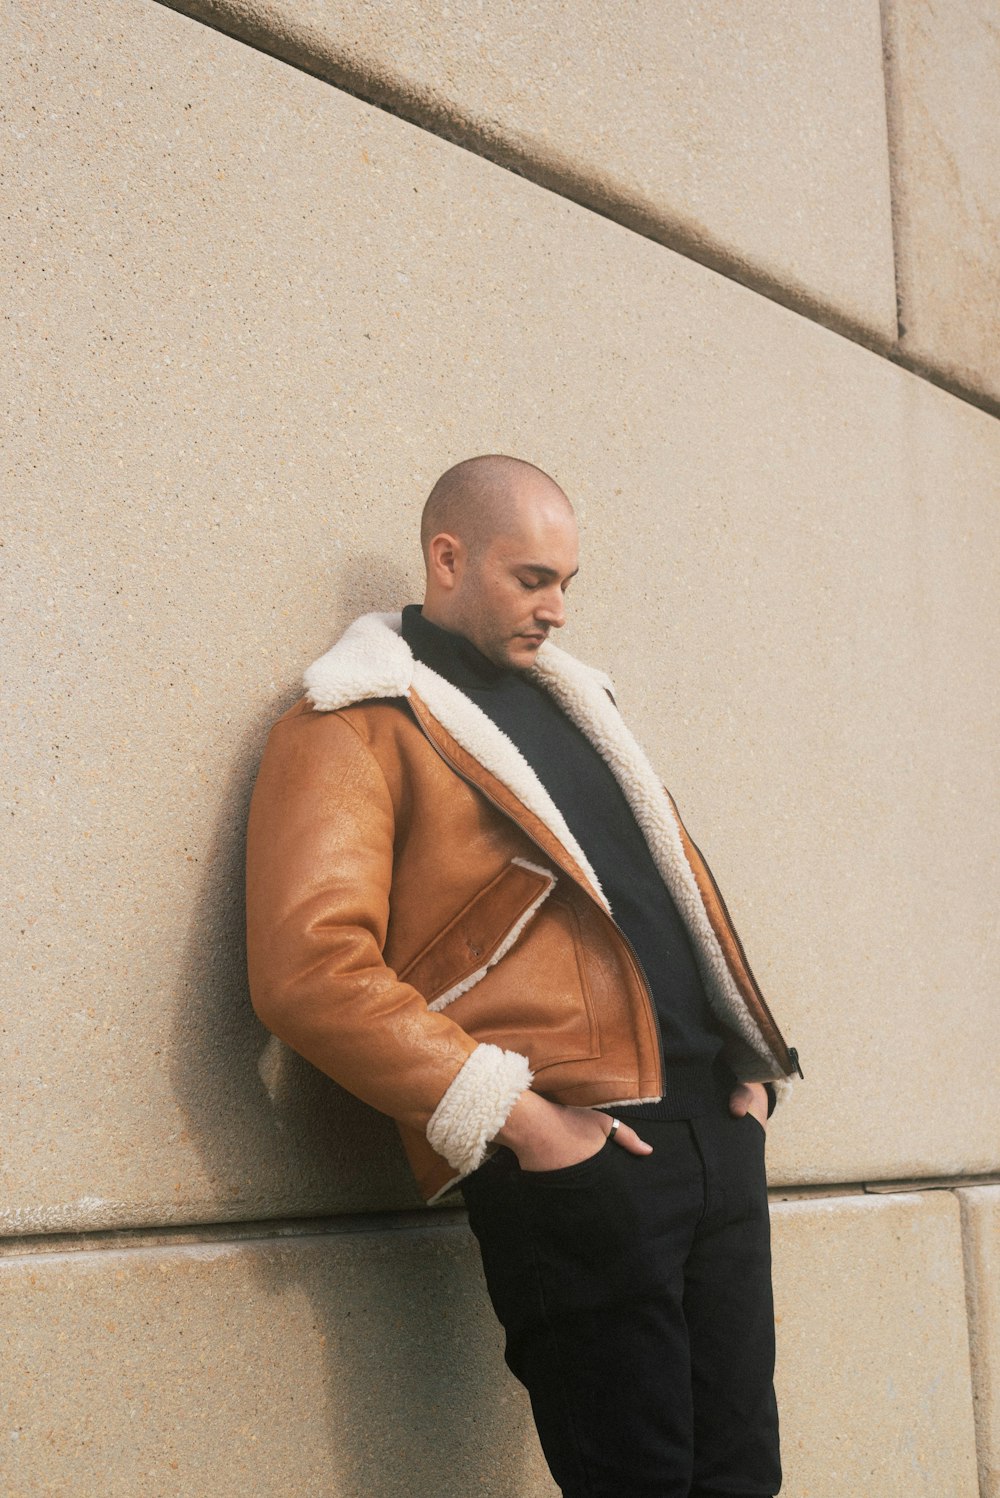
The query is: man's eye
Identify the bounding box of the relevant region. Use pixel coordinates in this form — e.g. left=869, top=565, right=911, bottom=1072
left=518, top=577, right=541, bottom=590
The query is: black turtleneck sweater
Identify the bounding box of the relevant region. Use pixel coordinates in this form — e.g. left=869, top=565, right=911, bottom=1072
left=402, top=605, right=736, bottom=1119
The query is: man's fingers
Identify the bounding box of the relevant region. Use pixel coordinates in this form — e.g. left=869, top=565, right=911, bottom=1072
left=728, top=1083, right=768, bottom=1130
left=606, top=1118, right=653, bottom=1155
left=728, top=1082, right=756, bottom=1116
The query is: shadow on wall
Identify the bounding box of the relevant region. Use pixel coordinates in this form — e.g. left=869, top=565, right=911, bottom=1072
left=167, top=553, right=545, bottom=1493
left=249, top=1221, right=554, bottom=1497
left=169, top=552, right=421, bottom=1226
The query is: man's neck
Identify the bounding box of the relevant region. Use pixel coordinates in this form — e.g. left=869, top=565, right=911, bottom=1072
left=401, top=604, right=510, bottom=691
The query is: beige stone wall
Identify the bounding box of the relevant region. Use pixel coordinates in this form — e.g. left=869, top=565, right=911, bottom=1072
left=158, top=0, right=899, bottom=346
left=3, top=0, right=997, bottom=1492
left=0, top=1193, right=983, bottom=1497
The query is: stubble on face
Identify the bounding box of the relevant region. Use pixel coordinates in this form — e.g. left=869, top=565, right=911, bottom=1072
left=454, top=491, right=579, bottom=671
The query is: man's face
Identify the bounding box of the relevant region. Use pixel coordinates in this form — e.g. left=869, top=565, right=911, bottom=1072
left=452, top=499, right=579, bottom=671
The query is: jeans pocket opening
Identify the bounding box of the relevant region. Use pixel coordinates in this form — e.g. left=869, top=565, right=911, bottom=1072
left=517, top=1132, right=616, bottom=1186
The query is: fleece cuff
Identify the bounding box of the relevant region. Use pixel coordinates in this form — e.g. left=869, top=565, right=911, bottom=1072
left=426, top=1044, right=533, bottom=1176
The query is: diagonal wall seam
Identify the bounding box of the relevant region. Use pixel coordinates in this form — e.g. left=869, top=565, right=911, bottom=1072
left=150, top=0, right=1000, bottom=420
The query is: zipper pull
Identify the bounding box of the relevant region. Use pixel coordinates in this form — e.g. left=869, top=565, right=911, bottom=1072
left=788, top=1047, right=804, bottom=1079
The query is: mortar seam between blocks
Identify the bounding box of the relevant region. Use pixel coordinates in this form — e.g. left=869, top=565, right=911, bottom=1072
left=877, top=0, right=905, bottom=350
left=3, top=1175, right=999, bottom=1260
left=956, top=1192, right=992, bottom=1498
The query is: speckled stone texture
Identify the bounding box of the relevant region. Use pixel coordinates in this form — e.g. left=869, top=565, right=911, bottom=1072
left=0, top=1218, right=558, bottom=1497
left=0, top=1192, right=980, bottom=1496
left=3, top=0, right=999, bottom=1235
left=772, top=1191, right=979, bottom=1496
left=959, top=1186, right=1000, bottom=1497
left=161, top=0, right=898, bottom=346
left=883, top=0, right=1000, bottom=406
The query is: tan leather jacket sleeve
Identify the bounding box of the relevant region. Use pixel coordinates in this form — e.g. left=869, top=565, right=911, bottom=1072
left=245, top=707, right=532, bottom=1174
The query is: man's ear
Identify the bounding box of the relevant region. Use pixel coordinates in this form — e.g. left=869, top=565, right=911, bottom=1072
left=427, top=532, right=463, bottom=591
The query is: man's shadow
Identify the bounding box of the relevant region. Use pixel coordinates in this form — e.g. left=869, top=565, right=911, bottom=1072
left=169, top=554, right=551, bottom=1493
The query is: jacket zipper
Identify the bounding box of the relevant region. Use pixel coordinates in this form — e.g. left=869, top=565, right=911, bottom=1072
left=684, top=831, right=803, bottom=1079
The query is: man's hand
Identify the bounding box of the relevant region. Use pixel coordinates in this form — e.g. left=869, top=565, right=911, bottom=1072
left=728, top=1080, right=769, bottom=1131
left=494, top=1090, right=653, bottom=1173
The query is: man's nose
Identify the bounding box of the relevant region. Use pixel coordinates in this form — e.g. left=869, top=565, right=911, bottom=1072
left=535, top=589, right=566, bottom=628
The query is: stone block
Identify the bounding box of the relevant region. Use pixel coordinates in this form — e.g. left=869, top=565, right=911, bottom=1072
left=0, top=1220, right=557, bottom=1497
left=771, top=1190, right=979, bottom=1495
left=3, top=0, right=999, bottom=1232
left=883, top=0, right=1000, bottom=405
left=0, top=1192, right=982, bottom=1495
left=958, top=1185, right=1000, bottom=1497
left=164, top=0, right=898, bottom=344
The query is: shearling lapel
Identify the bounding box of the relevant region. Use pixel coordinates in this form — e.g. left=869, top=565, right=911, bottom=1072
left=303, top=612, right=609, bottom=907
left=404, top=683, right=608, bottom=907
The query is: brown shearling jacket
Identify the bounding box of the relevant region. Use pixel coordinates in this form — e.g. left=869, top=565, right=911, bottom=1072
left=246, top=612, right=800, bottom=1203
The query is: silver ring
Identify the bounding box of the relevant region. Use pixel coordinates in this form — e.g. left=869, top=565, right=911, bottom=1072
left=607, top=1117, right=621, bottom=1143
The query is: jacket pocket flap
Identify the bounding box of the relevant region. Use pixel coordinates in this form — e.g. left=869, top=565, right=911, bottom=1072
left=399, top=858, right=556, bottom=1010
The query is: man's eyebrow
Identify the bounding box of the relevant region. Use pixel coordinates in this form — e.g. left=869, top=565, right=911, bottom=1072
left=517, top=563, right=580, bottom=580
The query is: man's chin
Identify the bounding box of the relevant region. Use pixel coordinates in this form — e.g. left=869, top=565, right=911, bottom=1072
left=504, top=637, right=546, bottom=669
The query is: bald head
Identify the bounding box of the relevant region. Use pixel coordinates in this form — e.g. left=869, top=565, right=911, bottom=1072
left=419, top=454, right=579, bottom=671
left=420, top=455, right=573, bottom=562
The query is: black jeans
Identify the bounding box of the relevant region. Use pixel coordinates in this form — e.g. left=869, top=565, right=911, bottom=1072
left=460, top=1105, right=781, bottom=1498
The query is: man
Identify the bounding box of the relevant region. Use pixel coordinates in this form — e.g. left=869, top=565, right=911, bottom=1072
left=246, top=455, right=801, bottom=1497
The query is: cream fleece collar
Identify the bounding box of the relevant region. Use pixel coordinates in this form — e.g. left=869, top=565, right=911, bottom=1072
left=304, top=612, right=614, bottom=905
